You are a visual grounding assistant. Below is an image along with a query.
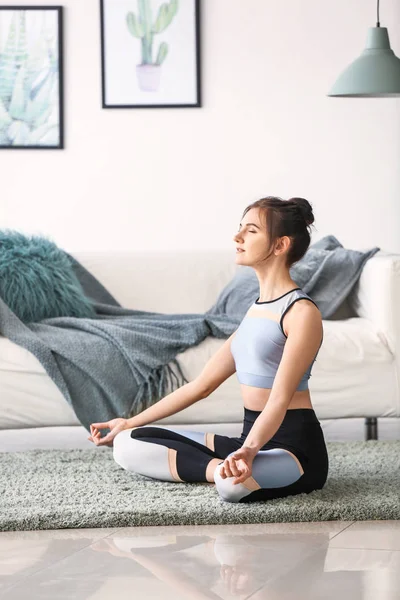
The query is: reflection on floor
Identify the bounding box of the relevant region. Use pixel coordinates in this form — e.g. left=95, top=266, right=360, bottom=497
left=1, top=417, right=399, bottom=600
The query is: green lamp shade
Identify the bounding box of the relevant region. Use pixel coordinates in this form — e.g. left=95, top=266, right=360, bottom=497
left=328, top=27, right=400, bottom=97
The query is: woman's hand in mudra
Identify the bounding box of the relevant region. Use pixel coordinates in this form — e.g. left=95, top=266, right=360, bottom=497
left=88, top=418, right=129, bottom=447
left=219, top=446, right=257, bottom=485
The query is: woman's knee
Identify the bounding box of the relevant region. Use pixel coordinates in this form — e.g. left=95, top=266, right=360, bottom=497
left=113, top=428, right=178, bottom=482
left=213, top=463, right=253, bottom=503
left=113, top=428, right=140, bottom=472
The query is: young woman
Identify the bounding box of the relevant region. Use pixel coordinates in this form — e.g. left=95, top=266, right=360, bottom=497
left=89, top=196, right=328, bottom=503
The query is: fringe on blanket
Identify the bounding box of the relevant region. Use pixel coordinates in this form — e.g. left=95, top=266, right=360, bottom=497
left=124, top=358, right=190, bottom=418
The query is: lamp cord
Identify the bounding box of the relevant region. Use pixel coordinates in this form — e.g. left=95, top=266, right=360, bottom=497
left=377, top=0, right=380, bottom=26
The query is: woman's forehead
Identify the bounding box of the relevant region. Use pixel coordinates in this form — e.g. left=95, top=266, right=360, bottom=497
left=241, top=208, right=264, bottom=227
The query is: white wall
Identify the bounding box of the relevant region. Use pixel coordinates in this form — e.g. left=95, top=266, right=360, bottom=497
left=1, top=0, right=400, bottom=253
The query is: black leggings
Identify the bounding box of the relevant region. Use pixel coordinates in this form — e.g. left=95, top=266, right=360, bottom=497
left=113, top=407, right=329, bottom=503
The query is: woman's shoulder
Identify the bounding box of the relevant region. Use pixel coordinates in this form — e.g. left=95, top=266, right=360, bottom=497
left=289, top=289, right=320, bottom=313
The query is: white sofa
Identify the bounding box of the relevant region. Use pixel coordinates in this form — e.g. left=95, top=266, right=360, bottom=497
left=1, top=249, right=399, bottom=451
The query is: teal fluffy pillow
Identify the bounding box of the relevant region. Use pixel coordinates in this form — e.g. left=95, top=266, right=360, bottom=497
left=0, top=230, right=96, bottom=323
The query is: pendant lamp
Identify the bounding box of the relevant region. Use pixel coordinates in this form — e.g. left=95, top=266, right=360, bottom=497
left=328, top=0, right=400, bottom=97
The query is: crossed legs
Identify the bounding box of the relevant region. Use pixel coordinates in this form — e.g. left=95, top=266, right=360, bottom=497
left=113, top=426, right=226, bottom=483
left=113, top=425, right=305, bottom=503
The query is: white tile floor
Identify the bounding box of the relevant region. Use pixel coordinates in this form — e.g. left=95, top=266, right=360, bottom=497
left=1, top=418, right=399, bottom=600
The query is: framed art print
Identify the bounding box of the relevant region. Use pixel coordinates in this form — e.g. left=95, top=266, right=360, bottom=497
left=100, top=0, right=201, bottom=108
left=0, top=6, right=64, bottom=149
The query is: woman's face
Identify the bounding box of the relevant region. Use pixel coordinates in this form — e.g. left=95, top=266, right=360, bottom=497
left=233, top=207, right=270, bottom=264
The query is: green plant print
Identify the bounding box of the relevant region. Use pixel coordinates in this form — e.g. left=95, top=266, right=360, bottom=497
left=126, top=0, right=179, bottom=66
left=0, top=10, right=60, bottom=146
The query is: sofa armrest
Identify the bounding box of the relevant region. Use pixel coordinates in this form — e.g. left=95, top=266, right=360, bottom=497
left=349, top=251, right=400, bottom=355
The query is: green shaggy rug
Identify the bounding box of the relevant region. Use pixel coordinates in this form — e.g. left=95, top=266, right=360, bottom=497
left=2, top=441, right=399, bottom=532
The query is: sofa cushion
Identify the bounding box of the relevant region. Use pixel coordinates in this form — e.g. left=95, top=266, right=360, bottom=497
left=0, top=231, right=95, bottom=323
left=69, top=250, right=238, bottom=314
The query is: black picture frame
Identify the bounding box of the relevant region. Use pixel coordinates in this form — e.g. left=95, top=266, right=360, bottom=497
left=100, top=0, right=201, bottom=109
left=0, top=5, right=64, bottom=150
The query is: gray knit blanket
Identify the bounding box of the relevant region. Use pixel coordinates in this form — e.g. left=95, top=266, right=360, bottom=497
left=0, top=236, right=379, bottom=433
left=0, top=296, right=239, bottom=432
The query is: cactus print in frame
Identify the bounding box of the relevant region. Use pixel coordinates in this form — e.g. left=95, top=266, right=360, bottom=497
left=0, top=6, right=64, bottom=149
left=100, top=0, right=201, bottom=108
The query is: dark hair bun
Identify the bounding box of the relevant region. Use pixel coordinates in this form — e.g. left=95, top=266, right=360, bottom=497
left=289, top=197, right=314, bottom=227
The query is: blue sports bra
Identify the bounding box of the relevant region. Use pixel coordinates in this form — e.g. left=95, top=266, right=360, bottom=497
left=230, top=287, right=323, bottom=391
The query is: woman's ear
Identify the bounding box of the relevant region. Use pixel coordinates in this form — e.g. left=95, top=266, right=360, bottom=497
left=274, top=236, right=291, bottom=255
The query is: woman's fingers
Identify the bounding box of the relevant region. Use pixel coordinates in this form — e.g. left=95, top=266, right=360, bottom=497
left=90, top=426, right=102, bottom=441
left=223, top=462, right=232, bottom=478
left=223, top=460, right=239, bottom=478
left=96, top=434, right=110, bottom=446
left=233, top=472, right=247, bottom=485
left=89, top=424, right=117, bottom=446
left=90, top=424, right=109, bottom=438
left=88, top=426, right=103, bottom=445
left=228, top=457, right=241, bottom=477
left=219, top=454, right=252, bottom=484
left=222, top=458, right=249, bottom=480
